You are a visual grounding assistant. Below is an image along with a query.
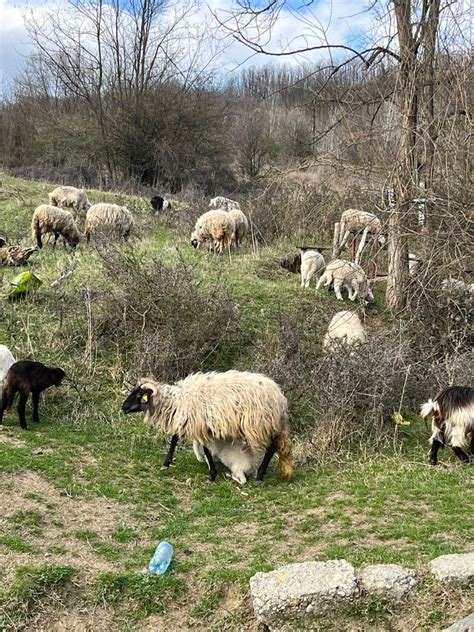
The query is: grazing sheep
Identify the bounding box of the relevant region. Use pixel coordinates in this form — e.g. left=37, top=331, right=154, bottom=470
left=32, top=205, right=81, bottom=249
left=85, top=203, right=134, bottom=241
left=0, top=361, right=65, bottom=430
left=193, top=439, right=263, bottom=484
left=190, top=210, right=235, bottom=254
left=323, top=311, right=367, bottom=351
left=121, top=370, right=293, bottom=482
left=280, top=253, right=301, bottom=274
left=209, top=196, right=241, bottom=211
left=0, top=345, right=15, bottom=396
left=420, top=385, right=474, bottom=465
left=316, top=259, right=374, bottom=303
left=339, top=209, right=386, bottom=248
left=48, top=186, right=90, bottom=215
left=228, top=208, right=249, bottom=246
left=150, top=196, right=171, bottom=213
left=300, top=249, right=326, bottom=288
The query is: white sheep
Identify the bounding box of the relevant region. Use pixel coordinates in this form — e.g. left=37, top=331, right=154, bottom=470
left=228, top=209, right=249, bottom=246
left=300, top=249, right=326, bottom=288
left=323, top=311, right=367, bottom=351
left=31, top=205, right=81, bottom=249
left=48, top=186, right=90, bottom=215
left=316, top=259, right=374, bottom=303
left=121, top=370, right=293, bottom=482
left=338, top=208, right=386, bottom=257
left=0, top=345, right=15, bottom=396
left=193, top=439, right=263, bottom=484
left=84, top=203, right=134, bottom=241
left=209, top=196, right=241, bottom=211
left=190, top=210, right=235, bottom=254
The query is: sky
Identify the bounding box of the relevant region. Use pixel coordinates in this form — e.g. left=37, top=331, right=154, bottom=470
left=0, top=0, right=380, bottom=91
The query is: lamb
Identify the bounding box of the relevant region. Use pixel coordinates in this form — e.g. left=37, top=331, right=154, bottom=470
left=339, top=209, right=385, bottom=247
left=300, top=248, right=326, bottom=288
left=323, top=311, right=367, bottom=351
left=420, top=385, right=474, bottom=465
left=84, top=203, right=134, bottom=241
left=31, top=205, right=81, bottom=249
left=48, top=186, right=90, bottom=215
left=228, top=208, right=249, bottom=246
left=209, top=196, right=241, bottom=211
left=190, top=210, right=235, bottom=254
left=193, top=439, right=263, bottom=484
left=121, top=370, right=293, bottom=482
left=0, top=345, right=15, bottom=396
left=0, top=360, right=65, bottom=430
left=150, top=196, right=171, bottom=213
left=316, top=259, right=374, bottom=303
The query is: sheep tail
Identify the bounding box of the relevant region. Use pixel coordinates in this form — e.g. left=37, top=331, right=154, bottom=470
left=32, top=216, right=43, bottom=249
left=276, top=432, right=294, bottom=480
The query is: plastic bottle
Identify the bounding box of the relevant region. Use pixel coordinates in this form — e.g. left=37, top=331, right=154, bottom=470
left=148, top=541, right=173, bottom=575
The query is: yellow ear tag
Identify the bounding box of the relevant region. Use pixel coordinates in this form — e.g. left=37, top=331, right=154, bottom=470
left=142, top=394, right=149, bottom=402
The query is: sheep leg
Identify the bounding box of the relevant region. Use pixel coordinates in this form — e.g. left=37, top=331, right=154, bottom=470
left=17, top=393, right=28, bottom=430
left=255, top=437, right=278, bottom=483
left=161, top=434, right=179, bottom=470
left=203, top=446, right=218, bottom=481
left=428, top=439, right=443, bottom=465
left=53, top=232, right=60, bottom=248
left=32, top=389, right=40, bottom=423
left=333, top=279, right=344, bottom=300
left=451, top=446, right=470, bottom=463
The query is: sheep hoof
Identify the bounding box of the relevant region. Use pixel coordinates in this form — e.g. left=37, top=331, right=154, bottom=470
left=160, top=465, right=169, bottom=471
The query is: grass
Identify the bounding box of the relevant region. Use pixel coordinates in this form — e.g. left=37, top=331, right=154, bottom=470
left=0, top=173, right=472, bottom=631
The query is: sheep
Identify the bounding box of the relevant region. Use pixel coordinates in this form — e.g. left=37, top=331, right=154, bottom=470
left=209, top=196, right=241, bottom=211
left=316, top=259, right=374, bottom=303
left=150, top=196, right=171, bottom=213
left=84, top=203, right=134, bottom=241
left=193, top=439, right=264, bottom=484
left=190, top=210, right=235, bottom=254
left=280, top=253, right=301, bottom=274
left=339, top=209, right=385, bottom=248
left=48, top=186, right=90, bottom=215
left=121, top=370, right=293, bottom=483
left=228, top=208, right=249, bottom=246
left=323, top=311, right=367, bottom=352
left=31, top=205, right=81, bottom=249
left=0, top=361, right=65, bottom=430
left=300, top=248, right=326, bottom=288
left=0, top=345, right=15, bottom=397
left=420, top=385, right=474, bottom=465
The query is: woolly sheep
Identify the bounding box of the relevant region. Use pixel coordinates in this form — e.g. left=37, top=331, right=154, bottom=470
left=121, top=370, right=293, bottom=482
left=300, top=248, right=326, bottom=288
left=193, top=439, right=263, bottom=484
left=421, top=385, right=474, bottom=465
left=209, top=196, right=240, bottom=211
left=0, top=361, right=65, bottom=430
left=32, top=205, right=81, bottom=249
left=48, top=186, right=90, bottom=215
left=228, top=208, right=249, bottom=246
left=323, top=311, right=367, bottom=351
left=84, top=203, right=134, bottom=241
left=190, top=210, right=235, bottom=254
left=316, top=259, right=374, bottom=303
left=339, top=208, right=386, bottom=251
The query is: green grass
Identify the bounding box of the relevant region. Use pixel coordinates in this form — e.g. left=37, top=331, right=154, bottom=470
left=0, top=173, right=472, bottom=631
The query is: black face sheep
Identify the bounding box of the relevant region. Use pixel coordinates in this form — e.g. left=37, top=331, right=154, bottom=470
left=121, top=370, right=293, bottom=482
left=279, top=253, right=301, bottom=274
left=32, top=205, right=81, bottom=249
left=0, top=361, right=65, bottom=430
left=150, top=196, right=171, bottom=213
left=190, top=210, right=235, bottom=254
left=421, top=385, right=474, bottom=465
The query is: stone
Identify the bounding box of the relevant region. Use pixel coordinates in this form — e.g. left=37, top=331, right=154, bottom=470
left=442, top=612, right=474, bottom=632
left=430, top=553, right=474, bottom=586
left=249, top=559, right=357, bottom=629
left=358, top=564, right=418, bottom=600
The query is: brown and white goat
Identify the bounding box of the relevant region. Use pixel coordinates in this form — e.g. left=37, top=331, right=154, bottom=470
left=0, top=361, right=65, bottom=430
left=420, top=385, right=474, bottom=465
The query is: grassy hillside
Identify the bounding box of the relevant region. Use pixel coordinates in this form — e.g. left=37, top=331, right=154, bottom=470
left=0, top=175, right=472, bottom=631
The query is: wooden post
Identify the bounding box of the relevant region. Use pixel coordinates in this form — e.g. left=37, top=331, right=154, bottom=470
left=333, top=222, right=340, bottom=258
left=355, top=226, right=369, bottom=266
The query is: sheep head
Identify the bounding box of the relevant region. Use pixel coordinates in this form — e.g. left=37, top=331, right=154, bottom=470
left=121, top=379, right=159, bottom=415
left=190, top=230, right=201, bottom=249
